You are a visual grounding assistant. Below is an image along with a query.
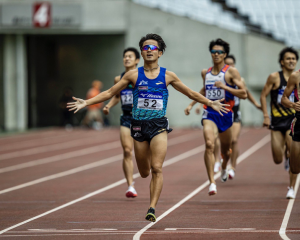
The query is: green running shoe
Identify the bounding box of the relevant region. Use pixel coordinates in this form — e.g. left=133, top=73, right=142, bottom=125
left=145, top=207, right=156, bottom=222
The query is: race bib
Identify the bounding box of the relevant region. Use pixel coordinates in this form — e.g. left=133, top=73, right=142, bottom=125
left=277, top=89, right=294, bottom=104
left=121, top=90, right=133, bottom=105
left=137, top=92, right=163, bottom=110
left=206, top=85, right=225, bottom=100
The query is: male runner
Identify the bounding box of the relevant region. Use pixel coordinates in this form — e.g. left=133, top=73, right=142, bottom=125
left=184, top=39, right=247, bottom=195
left=188, top=55, right=262, bottom=177
left=260, top=47, right=298, bottom=199
left=282, top=70, right=300, bottom=198
left=102, top=48, right=140, bottom=198
left=67, top=34, right=229, bottom=222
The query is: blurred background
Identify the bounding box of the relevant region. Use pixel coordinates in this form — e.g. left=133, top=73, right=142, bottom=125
left=0, top=0, right=299, bottom=132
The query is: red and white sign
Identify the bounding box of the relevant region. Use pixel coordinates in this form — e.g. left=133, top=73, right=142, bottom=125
left=33, top=2, right=51, bottom=28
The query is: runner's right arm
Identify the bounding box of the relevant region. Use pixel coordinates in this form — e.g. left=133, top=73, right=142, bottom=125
left=67, top=70, right=137, bottom=113
left=184, top=70, right=206, bottom=115
left=282, top=72, right=300, bottom=111
left=260, top=73, right=277, bottom=127
left=103, top=76, right=121, bottom=115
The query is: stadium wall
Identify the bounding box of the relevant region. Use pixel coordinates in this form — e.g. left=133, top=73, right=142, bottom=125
left=0, top=0, right=299, bottom=130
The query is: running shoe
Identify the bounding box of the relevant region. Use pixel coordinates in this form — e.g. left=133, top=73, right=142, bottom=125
left=220, top=168, right=228, bottom=182
left=228, top=169, right=235, bottom=180
left=145, top=207, right=156, bottom=222
left=208, top=183, right=217, bottom=195
left=126, top=185, right=137, bottom=198
left=214, top=161, right=221, bottom=173
left=284, top=158, right=290, bottom=172
left=286, top=187, right=295, bottom=199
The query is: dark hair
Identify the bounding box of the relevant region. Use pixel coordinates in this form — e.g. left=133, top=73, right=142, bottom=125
left=279, top=47, right=299, bottom=67
left=139, top=33, right=167, bottom=53
left=123, top=47, right=140, bottom=59
left=209, top=38, right=230, bottom=55
left=225, top=54, right=236, bottom=63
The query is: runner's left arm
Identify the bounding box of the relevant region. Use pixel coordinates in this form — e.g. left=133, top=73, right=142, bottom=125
left=281, top=72, right=300, bottom=111
left=184, top=70, right=206, bottom=115
left=167, top=71, right=230, bottom=115
left=103, top=76, right=121, bottom=115
left=242, top=78, right=262, bottom=110
left=214, top=68, right=247, bottom=99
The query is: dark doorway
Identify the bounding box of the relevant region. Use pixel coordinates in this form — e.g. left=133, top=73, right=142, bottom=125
left=27, top=34, right=125, bottom=128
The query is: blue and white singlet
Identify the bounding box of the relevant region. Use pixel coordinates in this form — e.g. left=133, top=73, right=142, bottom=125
left=132, top=67, right=169, bottom=120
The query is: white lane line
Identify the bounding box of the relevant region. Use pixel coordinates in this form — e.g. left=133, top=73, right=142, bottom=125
left=0, top=131, right=93, bottom=152
left=0, top=133, right=199, bottom=194
left=0, top=132, right=199, bottom=174
left=0, top=140, right=205, bottom=235
left=0, top=134, right=116, bottom=161
left=279, top=174, right=300, bottom=240
left=0, top=154, right=123, bottom=195
left=0, top=141, right=120, bottom=173
left=133, top=134, right=271, bottom=240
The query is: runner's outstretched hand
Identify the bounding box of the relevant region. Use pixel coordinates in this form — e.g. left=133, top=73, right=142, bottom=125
left=67, top=97, right=87, bottom=113
left=210, top=98, right=230, bottom=116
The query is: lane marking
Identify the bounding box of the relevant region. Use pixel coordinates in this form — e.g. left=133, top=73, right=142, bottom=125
left=165, top=227, right=256, bottom=231
left=0, top=141, right=121, bottom=173
left=0, top=132, right=199, bottom=174
left=0, top=138, right=205, bottom=235
left=279, top=174, right=300, bottom=240
left=0, top=134, right=116, bottom=161
left=0, top=154, right=123, bottom=195
left=133, top=134, right=271, bottom=240
left=0, top=131, right=95, bottom=152
left=0, top=133, right=199, bottom=194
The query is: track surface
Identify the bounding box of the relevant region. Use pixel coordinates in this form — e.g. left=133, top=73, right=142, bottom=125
left=0, top=127, right=299, bottom=239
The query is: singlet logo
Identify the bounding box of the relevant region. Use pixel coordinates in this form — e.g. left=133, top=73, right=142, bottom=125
left=156, top=81, right=164, bottom=85
left=140, top=93, right=163, bottom=99
left=139, top=80, right=148, bottom=85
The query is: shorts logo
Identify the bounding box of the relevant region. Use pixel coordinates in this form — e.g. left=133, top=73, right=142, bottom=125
left=139, top=80, right=148, bottom=85
left=138, top=86, right=148, bottom=90
left=132, top=126, right=141, bottom=131
left=158, top=128, right=166, bottom=133
left=134, top=132, right=142, bottom=137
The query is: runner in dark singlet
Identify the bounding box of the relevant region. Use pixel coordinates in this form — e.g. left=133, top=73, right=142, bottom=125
left=67, top=34, right=229, bottom=222
left=282, top=69, right=300, bottom=199
left=103, top=48, right=140, bottom=198
left=260, top=47, right=299, bottom=199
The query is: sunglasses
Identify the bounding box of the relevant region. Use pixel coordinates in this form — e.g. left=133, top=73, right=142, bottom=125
left=211, top=50, right=225, bottom=54
left=142, top=45, right=159, bottom=51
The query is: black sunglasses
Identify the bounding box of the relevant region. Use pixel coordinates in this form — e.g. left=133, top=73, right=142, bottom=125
left=211, top=50, right=225, bottom=54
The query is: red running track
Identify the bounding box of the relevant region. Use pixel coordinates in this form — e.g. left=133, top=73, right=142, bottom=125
left=0, top=128, right=299, bottom=239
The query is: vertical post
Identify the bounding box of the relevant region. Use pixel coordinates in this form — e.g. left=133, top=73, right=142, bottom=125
left=3, top=35, right=17, bottom=131
left=16, top=35, right=28, bottom=130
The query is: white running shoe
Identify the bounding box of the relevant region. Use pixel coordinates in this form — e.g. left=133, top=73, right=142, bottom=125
left=126, top=184, right=137, bottom=198
left=208, top=183, right=217, bottom=195
left=286, top=187, right=295, bottom=199
left=228, top=169, right=235, bottom=180
left=221, top=168, right=228, bottom=182
left=284, top=158, right=290, bottom=172
left=214, top=161, right=221, bottom=173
